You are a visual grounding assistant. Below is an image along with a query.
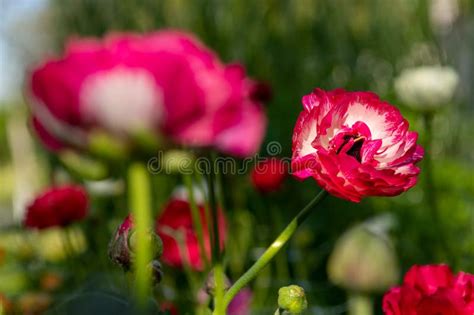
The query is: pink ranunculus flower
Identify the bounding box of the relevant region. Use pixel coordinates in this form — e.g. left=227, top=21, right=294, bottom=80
left=291, top=88, right=424, bottom=202
left=383, top=264, right=474, bottom=315
left=29, top=30, right=267, bottom=157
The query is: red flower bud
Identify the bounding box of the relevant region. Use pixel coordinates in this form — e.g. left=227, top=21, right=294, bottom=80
left=108, top=215, right=134, bottom=270
left=108, top=214, right=163, bottom=278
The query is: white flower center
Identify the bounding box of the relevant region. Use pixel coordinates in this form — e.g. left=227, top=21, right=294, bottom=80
left=80, top=66, right=164, bottom=135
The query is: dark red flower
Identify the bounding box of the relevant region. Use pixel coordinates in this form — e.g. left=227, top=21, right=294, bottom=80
left=251, top=157, right=288, bottom=193
left=24, top=185, right=88, bottom=229
left=383, top=264, right=474, bottom=315
left=155, top=199, right=226, bottom=271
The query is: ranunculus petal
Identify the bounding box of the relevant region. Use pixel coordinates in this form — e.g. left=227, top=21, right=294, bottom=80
left=404, top=264, right=454, bottom=295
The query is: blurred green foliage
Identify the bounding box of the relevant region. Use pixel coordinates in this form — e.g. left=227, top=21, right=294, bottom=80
left=0, top=0, right=473, bottom=313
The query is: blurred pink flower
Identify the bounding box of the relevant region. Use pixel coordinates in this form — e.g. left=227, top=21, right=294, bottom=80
left=292, top=88, right=423, bottom=202
left=228, top=288, right=253, bottom=315
left=155, top=199, right=227, bottom=271
left=251, top=157, right=288, bottom=193
left=29, top=30, right=267, bottom=157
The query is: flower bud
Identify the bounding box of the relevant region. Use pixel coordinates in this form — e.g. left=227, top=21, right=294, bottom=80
left=129, top=228, right=164, bottom=259
left=108, top=215, right=134, bottom=270
left=277, top=285, right=308, bottom=314
left=394, top=66, right=459, bottom=112
left=327, top=218, right=399, bottom=293
left=108, top=215, right=163, bottom=272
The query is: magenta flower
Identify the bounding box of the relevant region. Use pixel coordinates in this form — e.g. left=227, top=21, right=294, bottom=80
left=383, top=264, right=474, bottom=315
left=29, top=30, right=266, bottom=157
left=228, top=288, right=252, bottom=315
left=292, top=88, right=423, bottom=202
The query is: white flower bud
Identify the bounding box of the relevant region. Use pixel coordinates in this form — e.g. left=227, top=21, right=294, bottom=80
left=394, top=66, right=459, bottom=112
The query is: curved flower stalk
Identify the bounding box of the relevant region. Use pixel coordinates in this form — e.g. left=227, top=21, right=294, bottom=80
left=28, top=30, right=267, bottom=158
left=222, top=189, right=328, bottom=309
left=395, top=66, right=460, bottom=265
left=220, top=89, right=423, bottom=313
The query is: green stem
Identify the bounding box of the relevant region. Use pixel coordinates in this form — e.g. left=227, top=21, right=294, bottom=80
left=206, top=152, right=225, bottom=314
left=215, top=165, right=226, bottom=211
left=271, top=204, right=290, bottom=281
left=348, top=293, right=373, bottom=315
left=183, top=173, right=209, bottom=268
left=223, top=190, right=328, bottom=308
left=213, top=263, right=225, bottom=315
left=422, top=113, right=455, bottom=266
left=206, top=153, right=220, bottom=263
left=61, top=227, right=79, bottom=286
left=128, top=162, right=153, bottom=307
